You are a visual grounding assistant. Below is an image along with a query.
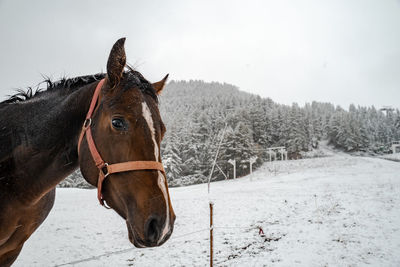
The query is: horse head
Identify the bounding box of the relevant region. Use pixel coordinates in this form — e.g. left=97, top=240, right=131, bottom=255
left=79, top=38, right=175, bottom=248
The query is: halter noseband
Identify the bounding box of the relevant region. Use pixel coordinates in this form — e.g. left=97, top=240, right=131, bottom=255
left=77, top=78, right=165, bottom=206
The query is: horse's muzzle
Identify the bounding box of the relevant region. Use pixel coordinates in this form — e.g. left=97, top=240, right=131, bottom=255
left=126, top=215, right=174, bottom=248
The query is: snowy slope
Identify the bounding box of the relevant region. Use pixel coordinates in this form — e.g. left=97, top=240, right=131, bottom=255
left=380, top=153, right=400, bottom=162
left=14, top=154, right=400, bottom=267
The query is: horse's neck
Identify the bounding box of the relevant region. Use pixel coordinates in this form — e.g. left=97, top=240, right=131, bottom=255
left=8, top=83, right=96, bottom=202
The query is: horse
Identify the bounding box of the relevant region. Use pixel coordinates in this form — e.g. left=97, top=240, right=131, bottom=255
left=0, top=38, right=176, bottom=266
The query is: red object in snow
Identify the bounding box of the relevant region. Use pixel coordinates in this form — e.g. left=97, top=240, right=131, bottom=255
left=258, top=227, right=264, bottom=235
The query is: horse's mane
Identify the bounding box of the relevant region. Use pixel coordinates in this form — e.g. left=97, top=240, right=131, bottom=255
left=0, top=67, right=157, bottom=106
left=0, top=74, right=106, bottom=105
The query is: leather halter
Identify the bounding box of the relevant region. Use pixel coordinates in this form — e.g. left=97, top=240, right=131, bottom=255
left=77, top=78, right=165, bottom=206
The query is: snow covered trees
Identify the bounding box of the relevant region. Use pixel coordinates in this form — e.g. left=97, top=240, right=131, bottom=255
left=158, top=80, right=400, bottom=186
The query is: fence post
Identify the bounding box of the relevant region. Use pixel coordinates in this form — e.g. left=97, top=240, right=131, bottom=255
left=228, top=159, right=236, bottom=179
left=209, top=201, right=214, bottom=267
left=249, top=156, right=257, bottom=176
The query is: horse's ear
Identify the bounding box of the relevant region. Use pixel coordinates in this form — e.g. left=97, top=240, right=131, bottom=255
left=152, top=74, right=169, bottom=95
left=106, top=38, right=126, bottom=88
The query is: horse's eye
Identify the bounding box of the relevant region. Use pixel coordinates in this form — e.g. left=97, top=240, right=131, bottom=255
left=111, top=118, right=126, bottom=130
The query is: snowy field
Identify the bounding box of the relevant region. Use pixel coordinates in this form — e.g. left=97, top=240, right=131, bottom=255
left=379, top=153, right=400, bottom=162
left=14, top=154, right=400, bottom=267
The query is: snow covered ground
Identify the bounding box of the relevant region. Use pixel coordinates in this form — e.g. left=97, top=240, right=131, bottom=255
left=14, top=154, right=400, bottom=267
left=379, top=153, right=400, bottom=162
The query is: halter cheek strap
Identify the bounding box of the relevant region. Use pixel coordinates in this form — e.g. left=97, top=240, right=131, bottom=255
left=77, top=78, right=165, bottom=206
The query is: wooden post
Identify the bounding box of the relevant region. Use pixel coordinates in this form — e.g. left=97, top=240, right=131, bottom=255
left=228, top=159, right=236, bottom=179
left=209, top=202, right=214, bottom=267
left=233, top=162, right=236, bottom=179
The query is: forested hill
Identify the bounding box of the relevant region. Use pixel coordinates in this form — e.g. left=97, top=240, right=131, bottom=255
left=158, top=80, right=400, bottom=186
left=60, top=80, right=400, bottom=188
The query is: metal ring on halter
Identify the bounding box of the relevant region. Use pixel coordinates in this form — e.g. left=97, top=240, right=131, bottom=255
left=83, top=118, right=92, bottom=129
left=102, top=163, right=110, bottom=178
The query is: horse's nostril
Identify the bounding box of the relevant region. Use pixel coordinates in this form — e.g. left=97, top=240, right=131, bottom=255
left=145, top=217, right=160, bottom=244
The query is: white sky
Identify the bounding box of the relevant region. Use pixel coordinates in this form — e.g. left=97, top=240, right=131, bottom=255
left=0, top=0, right=399, bottom=109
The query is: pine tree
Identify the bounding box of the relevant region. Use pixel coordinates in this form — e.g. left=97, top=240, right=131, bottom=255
left=162, top=136, right=183, bottom=186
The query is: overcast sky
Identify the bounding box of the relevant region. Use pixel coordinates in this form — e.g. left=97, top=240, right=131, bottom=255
left=0, top=0, right=399, bottom=109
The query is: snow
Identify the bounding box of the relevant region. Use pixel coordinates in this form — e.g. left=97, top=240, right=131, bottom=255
left=14, top=153, right=400, bottom=266
left=380, top=153, right=400, bottom=162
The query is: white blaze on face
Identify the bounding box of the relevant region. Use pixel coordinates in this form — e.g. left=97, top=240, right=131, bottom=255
left=141, top=102, right=170, bottom=243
